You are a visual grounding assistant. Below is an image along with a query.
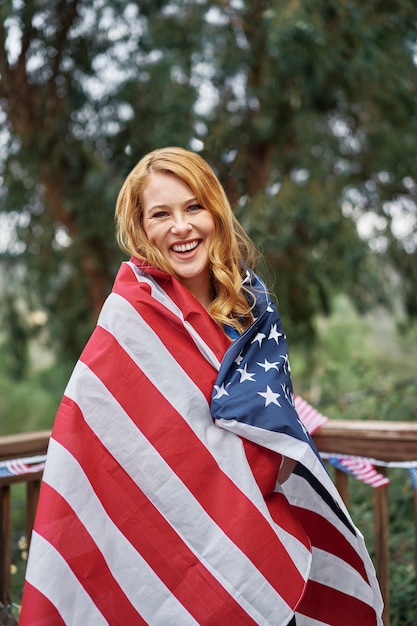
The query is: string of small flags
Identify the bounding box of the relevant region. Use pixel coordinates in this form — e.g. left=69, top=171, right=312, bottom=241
left=295, top=395, right=417, bottom=490
left=0, top=455, right=46, bottom=479
left=325, top=456, right=390, bottom=488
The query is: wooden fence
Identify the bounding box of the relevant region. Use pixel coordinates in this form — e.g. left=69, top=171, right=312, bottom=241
left=1, top=421, right=417, bottom=625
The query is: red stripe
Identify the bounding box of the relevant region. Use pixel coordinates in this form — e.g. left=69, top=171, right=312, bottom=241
left=51, top=398, right=258, bottom=625
left=113, top=263, right=230, bottom=369
left=123, top=261, right=231, bottom=360
left=294, top=507, right=369, bottom=582
left=133, top=301, right=220, bottom=402
left=80, top=326, right=309, bottom=608
left=112, top=267, right=226, bottom=401
left=19, top=582, right=66, bottom=626
left=34, top=482, right=146, bottom=624
left=242, top=439, right=310, bottom=549
left=297, top=579, right=377, bottom=626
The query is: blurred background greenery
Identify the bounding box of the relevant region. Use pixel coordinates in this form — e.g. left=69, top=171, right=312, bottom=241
left=0, top=1, right=416, bottom=623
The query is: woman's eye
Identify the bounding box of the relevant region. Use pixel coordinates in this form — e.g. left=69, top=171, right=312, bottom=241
left=152, top=211, right=169, bottom=219
left=187, top=204, right=203, bottom=212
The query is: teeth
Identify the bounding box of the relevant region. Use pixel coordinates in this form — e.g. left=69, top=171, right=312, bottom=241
left=172, top=241, right=199, bottom=253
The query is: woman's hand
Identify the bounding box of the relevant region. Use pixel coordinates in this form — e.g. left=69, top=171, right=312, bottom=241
left=278, top=457, right=297, bottom=484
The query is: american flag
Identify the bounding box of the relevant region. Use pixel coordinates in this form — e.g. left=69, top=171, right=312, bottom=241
left=0, top=456, right=46, bottom=478
left=327, top=457, right=390, bottom=488
left=293, top=394, right=328, bottom=434
left=20, top=260, right=383, bottom=625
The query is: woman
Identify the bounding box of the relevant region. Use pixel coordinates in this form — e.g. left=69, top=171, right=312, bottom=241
left=20, top=148, right=383, bottom=625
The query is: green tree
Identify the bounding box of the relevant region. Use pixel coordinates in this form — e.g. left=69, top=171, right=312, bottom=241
left=201, top=0, right=417, bottom=337
left=0, top=0, right=202, bottom=360
left=0, top=0, right=416, bottom=361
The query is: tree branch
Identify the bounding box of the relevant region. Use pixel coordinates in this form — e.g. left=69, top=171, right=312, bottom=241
left=50, top=0, right=82, bottom=79
left=0, top=15, right=11, bottom=97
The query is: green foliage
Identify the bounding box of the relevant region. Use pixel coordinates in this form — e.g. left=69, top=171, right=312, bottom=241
left=0, top=343, right=70, bottom=434
left=0, top=375, right=56, bottom=434
left=291, top=295, right=417, bottom=422
left=0, top=294, right=29, bottom=381
left=0, top=0, right=416, bottom=362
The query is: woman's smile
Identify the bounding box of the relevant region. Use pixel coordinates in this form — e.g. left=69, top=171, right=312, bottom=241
left=171, top=240, right=200, bottom=254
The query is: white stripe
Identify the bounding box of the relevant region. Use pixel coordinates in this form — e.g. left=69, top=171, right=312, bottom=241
left=42, top=438, right=199, bottom=626
left=299, top=548, right=383, bottom=625
left=125, top=261, right=222, bottom=369
left=285, top=471, right=360, bottom=548
left=285, top=472, right=383, bottom=617
left=308, top=547, right=376, bottom=606
left=65, top=362, right=299, bottom=624
left=25, top=532, right=108, bottom=625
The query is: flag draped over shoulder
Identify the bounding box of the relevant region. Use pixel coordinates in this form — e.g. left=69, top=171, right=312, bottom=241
left=211, top=271, right=383, bottom=625
left=20, top=260, right=383, bottom=626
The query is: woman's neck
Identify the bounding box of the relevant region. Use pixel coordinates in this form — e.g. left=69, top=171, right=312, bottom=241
left=186, top=283, right=212, bottom=310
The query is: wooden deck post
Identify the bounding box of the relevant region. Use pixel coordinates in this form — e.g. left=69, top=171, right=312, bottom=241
left=26, top=476, right=42, bottom=547
left=334, top=468, right=349, bottom=506
left=374, top=472, right=390, bottom=625
left=0, top=485, right=11, bottom=605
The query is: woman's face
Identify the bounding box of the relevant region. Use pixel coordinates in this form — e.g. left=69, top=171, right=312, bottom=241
left=142, top=172, right=216, bottom=305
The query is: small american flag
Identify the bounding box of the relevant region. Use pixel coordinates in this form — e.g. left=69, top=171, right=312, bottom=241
left=0, top=456, right=46, bottom=478
left=294, top=394, right=328, bottom=434
left=328, top=456, right=390, bottom=488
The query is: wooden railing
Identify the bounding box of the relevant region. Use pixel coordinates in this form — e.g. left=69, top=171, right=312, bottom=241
left=1, top=422, right=417, bottom=625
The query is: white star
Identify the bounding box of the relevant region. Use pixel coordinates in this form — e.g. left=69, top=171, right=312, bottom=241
left=237, top=363, right=256, bottom=382
left=268, top=324, right=283, bottom=344
left=213, top=384, right=230, bottom=399
left=251, top=332, right=266, bottom=347
left=258, top=386, right=281, bottom=407
left=267, top=302, right=274, bottom=312
left=257, top=359, right=280, bottom=372
left=234, top=353, right=244, bottom=366
left=281, top=354, right=291, bottom=374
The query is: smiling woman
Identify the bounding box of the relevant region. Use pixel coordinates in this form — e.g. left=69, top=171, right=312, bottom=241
left=115, top=146, right=259, bottom=336
left=19, top=147, right=383, bottom=626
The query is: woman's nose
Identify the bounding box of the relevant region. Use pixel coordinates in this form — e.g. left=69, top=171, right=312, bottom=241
left=171, top=215, right=192, bottom=234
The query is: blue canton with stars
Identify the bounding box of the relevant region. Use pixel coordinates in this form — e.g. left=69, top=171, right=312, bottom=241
left=211, top=271, right=316, bottom=448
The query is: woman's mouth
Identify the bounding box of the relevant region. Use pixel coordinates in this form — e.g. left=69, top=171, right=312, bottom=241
left=171, top=240, right=199, bottom=253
